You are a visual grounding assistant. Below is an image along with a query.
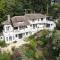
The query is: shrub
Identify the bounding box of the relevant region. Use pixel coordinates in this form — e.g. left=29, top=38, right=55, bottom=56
left=0, top=52, right=10, bottom=60
left=0, top=40, right=6, bottom=47
left=25, top=49, right=35, bottom=58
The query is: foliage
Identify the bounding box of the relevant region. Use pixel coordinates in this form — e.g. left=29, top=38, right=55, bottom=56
left=0, top=40, right=7, bottom=47
left=0, top=0, right=52, bottom=24
left=56, top=17, right=60, bottom=30
left=53, top=30, right=60, bottom=58
left=49, top=3, right=60, bottom=19
left=0, top=52, right=11, bottom=60
left=0, top=48, right=22, bottom=60
left=22, top=30, right=60, bottom=60
left=12, top=29, right=60, bottom=60
left=24, top=30, right=50, bottom=60
left=25, top=49, right=35, bottom=58
left=0, top=0, right=60, bottom=25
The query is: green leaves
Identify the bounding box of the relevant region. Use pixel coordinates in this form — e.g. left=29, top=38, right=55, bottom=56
left=25, top=49, right=35, bottom=58
left=0, top=0, right=6, bottom=10
left=0, top=40, right=7, bottom=47
left=0, top=53, right=10, bottom=60
left=56, top=18, right=60, bottom=30
left=0, top=0, right=52, bottom=24
left=30, top=40, right=37, bottom=49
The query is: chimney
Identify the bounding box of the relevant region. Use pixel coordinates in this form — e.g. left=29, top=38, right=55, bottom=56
left=7, top=15, right=10, bottom=22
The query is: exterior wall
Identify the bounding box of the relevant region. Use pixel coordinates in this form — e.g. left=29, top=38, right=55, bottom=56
left=3, top=25, right=13, bottom=32
left=3, top=25, right=14, bottom=43
left=1, top=17, right=56, bottom=44
left=29, top=18, right=46, bottom=24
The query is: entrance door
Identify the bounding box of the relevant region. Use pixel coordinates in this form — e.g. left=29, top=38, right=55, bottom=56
left=18, top=34, right=22, bottom=39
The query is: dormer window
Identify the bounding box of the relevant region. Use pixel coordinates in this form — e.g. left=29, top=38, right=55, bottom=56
left=41, top=18, right=43, bottom=21
left=6, top=26, right=10, bottom=30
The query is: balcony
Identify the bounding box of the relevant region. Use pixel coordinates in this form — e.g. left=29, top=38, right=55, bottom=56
left=13, top=27, right=33, bottom=34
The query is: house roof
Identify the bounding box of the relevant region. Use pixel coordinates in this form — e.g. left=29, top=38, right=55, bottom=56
left=11, top=16, right=30, bottom=27
left=2, top=20, right=11, bottom=25
left=2, top=13, right=46, bottom=27
left=25, top=14, right=46, bottom=20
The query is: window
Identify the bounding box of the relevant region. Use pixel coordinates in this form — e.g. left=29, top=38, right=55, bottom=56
left=43, top=23, right=46, bottom=25
left=23, top=26, right=27, bottom=28
left=1, top=37, right=2, bottom=39
left=14, top=27, right=18, bottom=30
left=9, top=36, right=12, bottom=41
left=19, top=26, right=27, bottom=30
left=23, top=33, right=25, bottom=36
left=6, top=26, right=10, bottom=30
left=15, top=34, right=18, bottom=37
left=46, top=24, right=50, bottom=27
left=25, top=26, right=27, bottom=28
left=18, top=34, right=22, bottom=39
left=26, top=32, right=28, bottom=35
left=33, top=24, right=37, bottom=29
left=46, top=17, right=49, bottom=20
left=51, top=24, right=53, bottom=26
left=6, top=37, right=8, bottom=41
left=41, top=18, right=43, bottom=21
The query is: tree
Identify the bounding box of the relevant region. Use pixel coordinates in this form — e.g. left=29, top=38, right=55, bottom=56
left=0, top=52, right=10, bottom=60
left=0, top=0, right=52, bottom=25
left=49, top=3, right=60, bottom=18
left=24, top=30, right=51, bottom=60
left=0, top=40, right=7, bottom=47
left=56, top=17, right=60, bottom=30
left=24, top=30, right=60, bottom=60
left=0, top=0, right=6, bottom=23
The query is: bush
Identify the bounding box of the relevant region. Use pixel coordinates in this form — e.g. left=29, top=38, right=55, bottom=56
left=11, top=51, right=22, bottom=60
left=0, top=40, right=6, bottom=47
left=0, top=52, right=11, bottom=60
left=25, top=49, right=35, bottom=58
left=56, top=18, right=60, bottom=30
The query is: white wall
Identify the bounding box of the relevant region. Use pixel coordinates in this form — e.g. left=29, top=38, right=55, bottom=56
left=2, top=17, right=56, bottom=43
left=3, top=25, right=13, bottom=32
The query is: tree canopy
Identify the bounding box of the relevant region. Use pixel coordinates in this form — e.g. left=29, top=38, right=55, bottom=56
left=0, top=0, right=52, bottom=24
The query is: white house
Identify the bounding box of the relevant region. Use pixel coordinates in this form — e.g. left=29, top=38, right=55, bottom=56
left=0, top=14, right=56, bottom=43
